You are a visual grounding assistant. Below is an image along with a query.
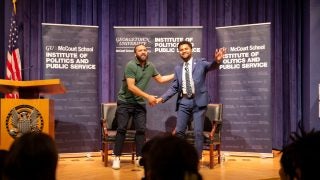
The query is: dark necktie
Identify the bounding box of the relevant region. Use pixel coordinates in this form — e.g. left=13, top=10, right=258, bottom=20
left=185, top=62, right=193, bottom=98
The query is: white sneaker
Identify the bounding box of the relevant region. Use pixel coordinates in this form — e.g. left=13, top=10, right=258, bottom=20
left=135, top=156, right=142, bottom=167
left=112, top=156, right=120, bottom=170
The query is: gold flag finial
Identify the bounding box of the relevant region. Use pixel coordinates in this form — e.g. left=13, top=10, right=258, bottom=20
left=12, top=0, right=17, bottom=14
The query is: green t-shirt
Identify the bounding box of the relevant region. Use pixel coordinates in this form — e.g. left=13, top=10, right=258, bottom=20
left=118, top=58, right=159, bottom=104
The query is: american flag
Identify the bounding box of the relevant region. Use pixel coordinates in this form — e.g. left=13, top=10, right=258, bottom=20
left=5, top=10, right=22, bottom=98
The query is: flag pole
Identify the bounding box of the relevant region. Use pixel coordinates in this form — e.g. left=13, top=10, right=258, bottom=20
left=12, top=0, right=17, bottom=15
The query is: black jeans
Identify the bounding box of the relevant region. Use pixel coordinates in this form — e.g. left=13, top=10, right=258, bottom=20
left=113, top=100, right=146, bottom=157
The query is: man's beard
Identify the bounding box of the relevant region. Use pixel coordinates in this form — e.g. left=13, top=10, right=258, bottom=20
left=180, top=53, right=191, bottom=61
left=137, top=54, right=148, bottom=61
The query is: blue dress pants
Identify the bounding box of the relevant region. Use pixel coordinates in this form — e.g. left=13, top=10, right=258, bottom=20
left=175, top=97, right=207, bottom=159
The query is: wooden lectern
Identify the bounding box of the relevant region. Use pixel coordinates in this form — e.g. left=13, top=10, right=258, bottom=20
left=0, top=79, right=66, bottom=150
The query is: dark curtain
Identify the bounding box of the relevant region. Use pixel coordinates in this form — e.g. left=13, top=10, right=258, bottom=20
left=0, top=0, right=6, bottom=84
left=1, top=0, right=307, bottom=150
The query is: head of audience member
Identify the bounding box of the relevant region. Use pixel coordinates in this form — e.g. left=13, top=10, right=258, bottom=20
left=3, top=132, right=58, bottom=180
left=0, top=149, right=9, bottom=180
left=143, top=135, right=202, bottom=180
left=280, top=126, right=320, bottom=180
left=139, top=136, right=162, bottom=180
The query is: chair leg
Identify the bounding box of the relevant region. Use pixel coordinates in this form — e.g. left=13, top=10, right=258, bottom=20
left=101, top=142, right=105, bottom=162
left=131, top=143, right=135, bottom=163
left=209, top=143, right=214, bottom=169
left=104, top=142, right=109, bottom=167
left=217, top=144, right=221, bottom=164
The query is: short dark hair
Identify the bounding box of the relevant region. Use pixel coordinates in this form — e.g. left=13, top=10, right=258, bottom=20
left=0, top=150, right=9, bottom=176
left=280, top=126, right=320, bottom=179
left=146, top=135, right=201, bottom=180
left=4, top=132, right=58, bottom=180
left=178, top=40, right=193, bottom=49
left=134, top=44, right=146, bottom=53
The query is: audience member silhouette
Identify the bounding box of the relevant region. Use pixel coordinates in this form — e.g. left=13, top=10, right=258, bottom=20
left=280, top=126, right=320, bottom=180
left=3, top=132, right=58, bottom=180
left=139, top=136, right=161, bottom=180
left=0, top=150, right=9, bottom=180
left=142, top=135, right=202, bottom=180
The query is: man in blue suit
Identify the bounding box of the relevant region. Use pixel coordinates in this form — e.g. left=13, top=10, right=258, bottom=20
left=157, top=40, right=226, bottom=159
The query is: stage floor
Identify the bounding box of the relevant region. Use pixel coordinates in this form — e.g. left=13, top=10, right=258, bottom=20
left=57, top=151, right=281, bottom=180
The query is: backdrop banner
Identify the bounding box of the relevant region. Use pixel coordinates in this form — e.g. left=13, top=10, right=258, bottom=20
left=42, top=23, right=99, bottom=153
left=114, top=27, right=202, bottom=137
left=216, top=23, right=272, bottom=156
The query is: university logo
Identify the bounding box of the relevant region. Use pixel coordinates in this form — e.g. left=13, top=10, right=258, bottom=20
left=5, top=105, right=44, bottom=138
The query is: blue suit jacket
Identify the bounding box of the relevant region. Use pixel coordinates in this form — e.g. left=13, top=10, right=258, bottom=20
left=161, top=57, right=220, bottom=111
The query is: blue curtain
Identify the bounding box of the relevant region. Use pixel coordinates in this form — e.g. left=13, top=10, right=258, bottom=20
left=1, top=0, right=307, bottom=150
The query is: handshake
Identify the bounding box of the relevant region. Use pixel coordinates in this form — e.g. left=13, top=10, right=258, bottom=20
left=147, top=95, right=164, bottom=107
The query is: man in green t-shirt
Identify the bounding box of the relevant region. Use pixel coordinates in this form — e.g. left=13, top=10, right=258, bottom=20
left=112, top=44, right=174, bottom=170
